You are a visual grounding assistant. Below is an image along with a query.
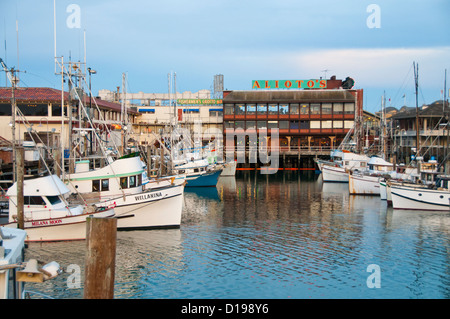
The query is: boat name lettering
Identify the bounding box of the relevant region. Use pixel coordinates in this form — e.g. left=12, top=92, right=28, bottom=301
left=31, top=219, right=63, bottom=226
left=135, top=192, right=162, bottom=201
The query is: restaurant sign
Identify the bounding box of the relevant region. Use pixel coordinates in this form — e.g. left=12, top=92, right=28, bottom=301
left=252, top=79, right=327, bottom=89
left=177, top=99, right=222, bottom=105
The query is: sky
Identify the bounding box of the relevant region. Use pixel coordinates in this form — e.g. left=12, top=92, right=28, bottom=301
left=1, top=0, right=449, bottom=113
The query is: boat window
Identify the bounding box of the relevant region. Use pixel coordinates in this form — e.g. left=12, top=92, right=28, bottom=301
left=194, top=168, right=199, bottom=173
left=46, top=196, right=62, bottom=205
left=25, top=196, right=46, bottom=205
left=137, top=174, right=142, bottom=186
left=92, top=180, right=100, bottom=192
left=101, top=179, right=109, bottom=191
left=120, top=177, right=128, bottom=189
left=129, top=176, right=137, bottom=188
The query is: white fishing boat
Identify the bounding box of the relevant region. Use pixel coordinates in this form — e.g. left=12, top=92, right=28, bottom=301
left=0, top=227, right=27, bottom=299
left=66, top=153, right=186, bottom=229
left=389, top=175, right=450, bottom=211
left=220, top=161, right=237, bottom=176
left=1, top=175, right=114, bottom=242
left=348, top=156, right=394, bottom=195
left=95, top=177, right=186, bottom=230
left=322, top=150, right=370, bottom=183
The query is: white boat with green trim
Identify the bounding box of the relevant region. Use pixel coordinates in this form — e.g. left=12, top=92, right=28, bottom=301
left=65, top=153, right=185, bottom=230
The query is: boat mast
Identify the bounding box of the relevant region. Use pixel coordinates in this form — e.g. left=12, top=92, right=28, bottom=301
left=414, top=62, right=420, bottom=174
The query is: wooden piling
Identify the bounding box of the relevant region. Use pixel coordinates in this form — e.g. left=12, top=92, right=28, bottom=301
left=16, top=147, right=24, bottom=230
left=84, top=217, right=117, bottom=299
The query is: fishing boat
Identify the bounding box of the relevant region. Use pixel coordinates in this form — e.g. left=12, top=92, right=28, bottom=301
left=1, top=175, right=114, bottom=242
left=348, top=156, right=394, bottom=195
left=173, top=158, right=222, bottom=187
left=389, top=175, right=450, bottom=211
left=94, top=177, right=186, bottom=230
left=220, top=161, right=237, bottom=177
left=0, top=226, right=27, bottom=299
left=322, top=150, right=370, bottom=183
left=66, top=153, right=186, bottom=229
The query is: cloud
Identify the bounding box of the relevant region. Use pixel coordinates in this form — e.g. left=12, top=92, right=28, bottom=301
left=290, top=47, right=450, bottom=88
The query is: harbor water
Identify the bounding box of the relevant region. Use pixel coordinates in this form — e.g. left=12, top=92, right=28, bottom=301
left=23, top=171, right=450, bottom=299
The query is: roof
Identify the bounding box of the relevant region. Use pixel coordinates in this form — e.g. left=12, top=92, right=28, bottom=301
left=0, top=87, right=138, bottom=114
left=390, top=100, right=450, bottom=120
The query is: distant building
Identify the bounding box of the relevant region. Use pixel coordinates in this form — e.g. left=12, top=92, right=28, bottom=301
left=389, top=100, right=450, bottom=167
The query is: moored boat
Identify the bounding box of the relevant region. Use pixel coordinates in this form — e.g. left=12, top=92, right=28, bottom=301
left=0, top=227, right=27, bottom=299
left=1, top=175, right=114, bottom=242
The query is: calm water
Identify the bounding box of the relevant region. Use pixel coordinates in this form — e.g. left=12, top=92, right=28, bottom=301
left=23, top=171, right=450, bottom=299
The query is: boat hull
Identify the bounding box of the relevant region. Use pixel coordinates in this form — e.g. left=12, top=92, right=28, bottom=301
left=186, top=169, right=222, bottom=187
left=97, top=180, right=185, bottom=230
left=2, top=209, right=115, bottom=242
left=220, top=161, right=236, bottom=176
left=322, top=165, right=348, bottom=183
left=348, top=174, right=380, bottom=195
left=390, top=184, right=450, bottom=211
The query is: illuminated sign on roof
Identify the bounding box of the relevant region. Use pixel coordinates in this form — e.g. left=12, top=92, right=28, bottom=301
left=252, top=79, right=327, bottom=90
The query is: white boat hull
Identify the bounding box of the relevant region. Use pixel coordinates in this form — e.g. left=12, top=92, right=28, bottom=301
left=97, top=180, right=185, bottom=230
left=2, top=209, right=115, bottom=242
left=221, top=161, right=237, bottom=176
left=322, top=165, right=348, bottom=183
left=380, top=181, right=387, bottom=200
left=390, top=184, right=450, bottom=211
left=348, top=174, right=380, bottom=195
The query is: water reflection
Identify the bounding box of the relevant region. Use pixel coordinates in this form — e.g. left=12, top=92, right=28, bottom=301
left=22, top=171, right=450, bottom=299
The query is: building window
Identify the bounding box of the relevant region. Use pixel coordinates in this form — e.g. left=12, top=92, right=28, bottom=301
left=235, top=104, right=245, bottom=115
left=18, top=103, right=48, bottom=116
left=51, top=104, right=62, bottom=116
left=257, top=121, right=267, bottom=129
left=344, top=103, right=355, bottom=114
left=310, top=121, right=321, bottom=129
left=333, top=103, right=343, bottom=114
left=300, top=121, right=310, bottom=129
left=257, top=104, right=267, bottom=114
left=300, top=103, right=309, bottom=115
left=322, top=120, right=332, bottom=128
left=344, top=120, right=354, bottom=129
left=333, top=121, right=343, bottom=128
left=224, top=121, right=234, bottom=129
left=224, top=104, right=234, bottom=115
left=246, top=121, right=256, bottom=129
left=279, top=121, right=289, bottom=129
left=268, top=104, right=278, bottom=115
left=209, top=110, right=223, bottom=117
left=290, top=104, right=299, bottom=115
left=235, top=121, right=245, bottom=129
left=268, top=121, right=278, bottom=129
left=246, top=104, right=256, bottom=115
left=322, top=103, right=332, bottom=114
left=310, top=104, right=320, bottom=115
left=290, top=121, right=299, bottom=130
left=279, top=104, right=289, bottom=114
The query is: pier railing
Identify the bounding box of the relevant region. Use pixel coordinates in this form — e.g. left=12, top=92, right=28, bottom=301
left=223, top=145, right=332, bottom=156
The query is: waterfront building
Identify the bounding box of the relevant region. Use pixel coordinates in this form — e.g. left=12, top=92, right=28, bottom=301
left=389, top=100, right=450, bottom=170
left=221, top=76, right=365, bottom=169
left=0, top=87, right=139, bottom=164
